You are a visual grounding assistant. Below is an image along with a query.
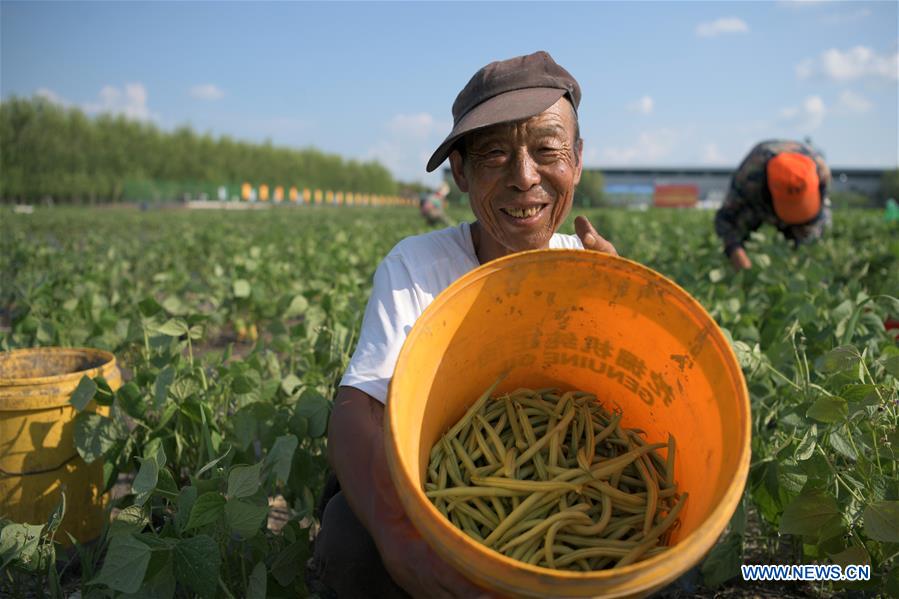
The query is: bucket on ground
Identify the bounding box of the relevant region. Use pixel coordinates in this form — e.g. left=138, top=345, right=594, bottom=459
left=0, top=347, right=122, bottom=544
left=386, top=249, right=751, bottom=598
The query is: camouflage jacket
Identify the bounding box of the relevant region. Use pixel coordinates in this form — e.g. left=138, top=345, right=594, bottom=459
left=714, top=140, right=832, bottom=256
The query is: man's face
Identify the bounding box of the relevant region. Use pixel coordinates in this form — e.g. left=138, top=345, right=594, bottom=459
left=449, top=98, right=583, bottom=254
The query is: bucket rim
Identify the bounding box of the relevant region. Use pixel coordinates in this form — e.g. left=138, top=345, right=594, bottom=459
left=386, top=248, right=752, bottom=596
left=0, top=347, right=118, bottom=387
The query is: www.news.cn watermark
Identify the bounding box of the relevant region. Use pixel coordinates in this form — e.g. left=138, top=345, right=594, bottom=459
left=742, top=564, right=871, bottom=582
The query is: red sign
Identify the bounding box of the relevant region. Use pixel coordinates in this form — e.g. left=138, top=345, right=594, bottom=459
left=654, top=184, right=698, bottom=208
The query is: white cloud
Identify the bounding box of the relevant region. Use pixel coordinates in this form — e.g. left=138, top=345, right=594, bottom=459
left=627, top=96, right=654, bottom=114
left=797, top=46, right=899, bottom=81
left=820, top=8, right=872, bottom=24
left=837, top=90, right=872, bottom=113
left=780, top=95, right=826, bottom=130
left=33, top=84, right=157, bottom=121
left=696, top=17, right=749, bottom=38
left=386, top=112, right=448, bottom=140
left=189, top=84, right=224, bottom=101
left=599, top=129, right=678, bottom=164
left=365, top=112, right=451, bottom=184
left=778, top=0, right=829, bottom=7
left=701, top=143, right=729, bottom=164
left=83, top=83, right=155, bottom=120
left=35, top=88, right=69, bottom=106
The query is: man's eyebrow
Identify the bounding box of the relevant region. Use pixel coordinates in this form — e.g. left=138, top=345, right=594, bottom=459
left=468, top=129, right=511, bottom=147
left=529, top=124, right=568, bottom=138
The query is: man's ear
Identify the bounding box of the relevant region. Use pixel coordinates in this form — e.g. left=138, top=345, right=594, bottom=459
left=449, top=150, right=469, bottom=193
left=573, top=138, right=584, bottom=186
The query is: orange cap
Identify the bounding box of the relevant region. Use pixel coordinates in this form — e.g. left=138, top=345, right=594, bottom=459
left=766, top=152, right=821, bottom=224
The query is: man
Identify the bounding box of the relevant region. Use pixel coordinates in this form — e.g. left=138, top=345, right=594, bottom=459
left=419, top=182, right=450, bottom=227
left=715, top=139, right=832, bottom=271
left=310, top=51, right=617, bottom=598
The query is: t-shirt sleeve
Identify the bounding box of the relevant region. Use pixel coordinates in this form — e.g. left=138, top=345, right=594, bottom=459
left=339, top=255, right=421, bottom=404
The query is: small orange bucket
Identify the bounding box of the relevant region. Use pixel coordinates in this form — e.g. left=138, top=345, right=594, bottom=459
left=386, top=250, right=750, bottom=598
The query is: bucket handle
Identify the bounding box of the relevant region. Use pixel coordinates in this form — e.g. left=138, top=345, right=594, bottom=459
left=0, top=453, right=79, bottom=477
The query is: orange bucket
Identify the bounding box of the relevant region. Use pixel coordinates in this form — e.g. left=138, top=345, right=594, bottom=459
left=385, top=250, right=750, bottom=597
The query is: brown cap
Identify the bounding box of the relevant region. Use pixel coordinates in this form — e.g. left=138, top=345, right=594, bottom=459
left=425, top=51, right=581, bottom=172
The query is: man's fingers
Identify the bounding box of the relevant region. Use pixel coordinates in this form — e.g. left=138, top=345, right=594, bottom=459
left=575, top=215, right=618, bottom=256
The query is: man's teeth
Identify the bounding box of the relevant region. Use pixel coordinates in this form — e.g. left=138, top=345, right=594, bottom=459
left=504, top=206, right=542, bottom=218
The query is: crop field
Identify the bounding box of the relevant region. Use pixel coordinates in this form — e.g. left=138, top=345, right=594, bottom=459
left=1, top=205, right=898, bottom=597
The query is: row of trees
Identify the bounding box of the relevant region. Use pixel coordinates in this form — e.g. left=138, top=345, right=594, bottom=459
left=0, top=96, right=399, bottom=203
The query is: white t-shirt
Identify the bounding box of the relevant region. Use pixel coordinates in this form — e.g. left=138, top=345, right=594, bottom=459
left=340, top=222, right=584, bottom=403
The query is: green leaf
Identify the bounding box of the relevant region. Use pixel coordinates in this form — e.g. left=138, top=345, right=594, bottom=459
left=794, top=425, right=817, bottom=461
left=807, top=396, right=848, bottom=423
left=117, top=382, right=146, bottom=419
left=227, top=462, right=263, bottom=498
left=153, top=366, right=175, bottom=409
left=829, top=429, right=858, bottom=460
left=270, top=540, right=307, bottom=586
left=0, top=523, right=44, bottom=570
left=841, top=384, right=878, bottom=402
left=143, top=437, right=167, bottom=469
left=174, top=486, right=198, bottom=534
left=285, top=294, right=309, bottom=317
left=863, top=501, right=899, bottom=542
left=185, top=492, right=226, bottom=530
left=155, top=318, right=188, bottom=337
left=886, top=566, right=899, bottom=599
left=132, top=457, right=159, bottom=507
left=173, top=535, right=220, bottom=599
left=264, top=434, right=298, bottom=484
left=296, top=389, right=330, bottom=438
left=109, top=505, right=149, bottom=538
left=195, top=446, right=232, bottom=479
left=829, top=545, right=870, bottom=569
left=224, top=498, right=268, bottom=539
left=777, top=465, right=808, bottom=497
left=247, top=561, right=267, bottom=599
left=883, top=355, right=899, bottom=378
left=92, top=534, right=151, bottom=593
left=70, top=375, right=97, bottom=411
left=233, top=279, right=251, bottom=298
left=45, top=492, right=66, bottom=535
left=821, top=346, right=861, bottom=373
left=156, top=466, right=179, bottom=497
left=121, top=557, right=175, bottom=599
left=138, top=297, right=163, bottom=317
left=780, top=488, right=841, bottom=538
left=701, top=532, right=742, bottom=588
left=280, top=374, right=302, bottom=395
left=73, top=412, right=124, bottom=464
left=232, top=374, right=257, bottom=394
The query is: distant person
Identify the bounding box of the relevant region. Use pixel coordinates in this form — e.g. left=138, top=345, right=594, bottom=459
left=715, top=139, right=831, bottom=271
left=419, top=181, right=451, bottom=227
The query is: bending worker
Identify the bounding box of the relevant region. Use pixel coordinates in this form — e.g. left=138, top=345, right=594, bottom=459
left=310, top=51, right=617, bottom=597
left=715, top=139, right=832, bottom=271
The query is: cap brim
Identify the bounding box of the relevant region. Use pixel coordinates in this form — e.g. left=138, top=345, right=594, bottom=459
left=425, top=87, right=567, bottom=172
left=773, top=191, right=821, bottom=224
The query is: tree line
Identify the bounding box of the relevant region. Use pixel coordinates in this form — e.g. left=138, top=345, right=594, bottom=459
left=0, top=96, right=399, bottom=203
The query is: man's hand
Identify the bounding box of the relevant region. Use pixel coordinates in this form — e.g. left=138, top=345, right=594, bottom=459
left=329, top=387, right=488, bottom=598
left=729, top=246, right=752, bottom=271
left=377, top=516, right=489, bottom=599
left=575, top=215, right=618, bottom=255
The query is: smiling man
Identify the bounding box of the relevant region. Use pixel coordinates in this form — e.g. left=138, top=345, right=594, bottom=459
left=311, top=51, right=617, bottom=598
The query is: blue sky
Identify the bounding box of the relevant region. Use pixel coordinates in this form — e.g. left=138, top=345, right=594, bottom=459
left=2, top=1, right=897, bottom=185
